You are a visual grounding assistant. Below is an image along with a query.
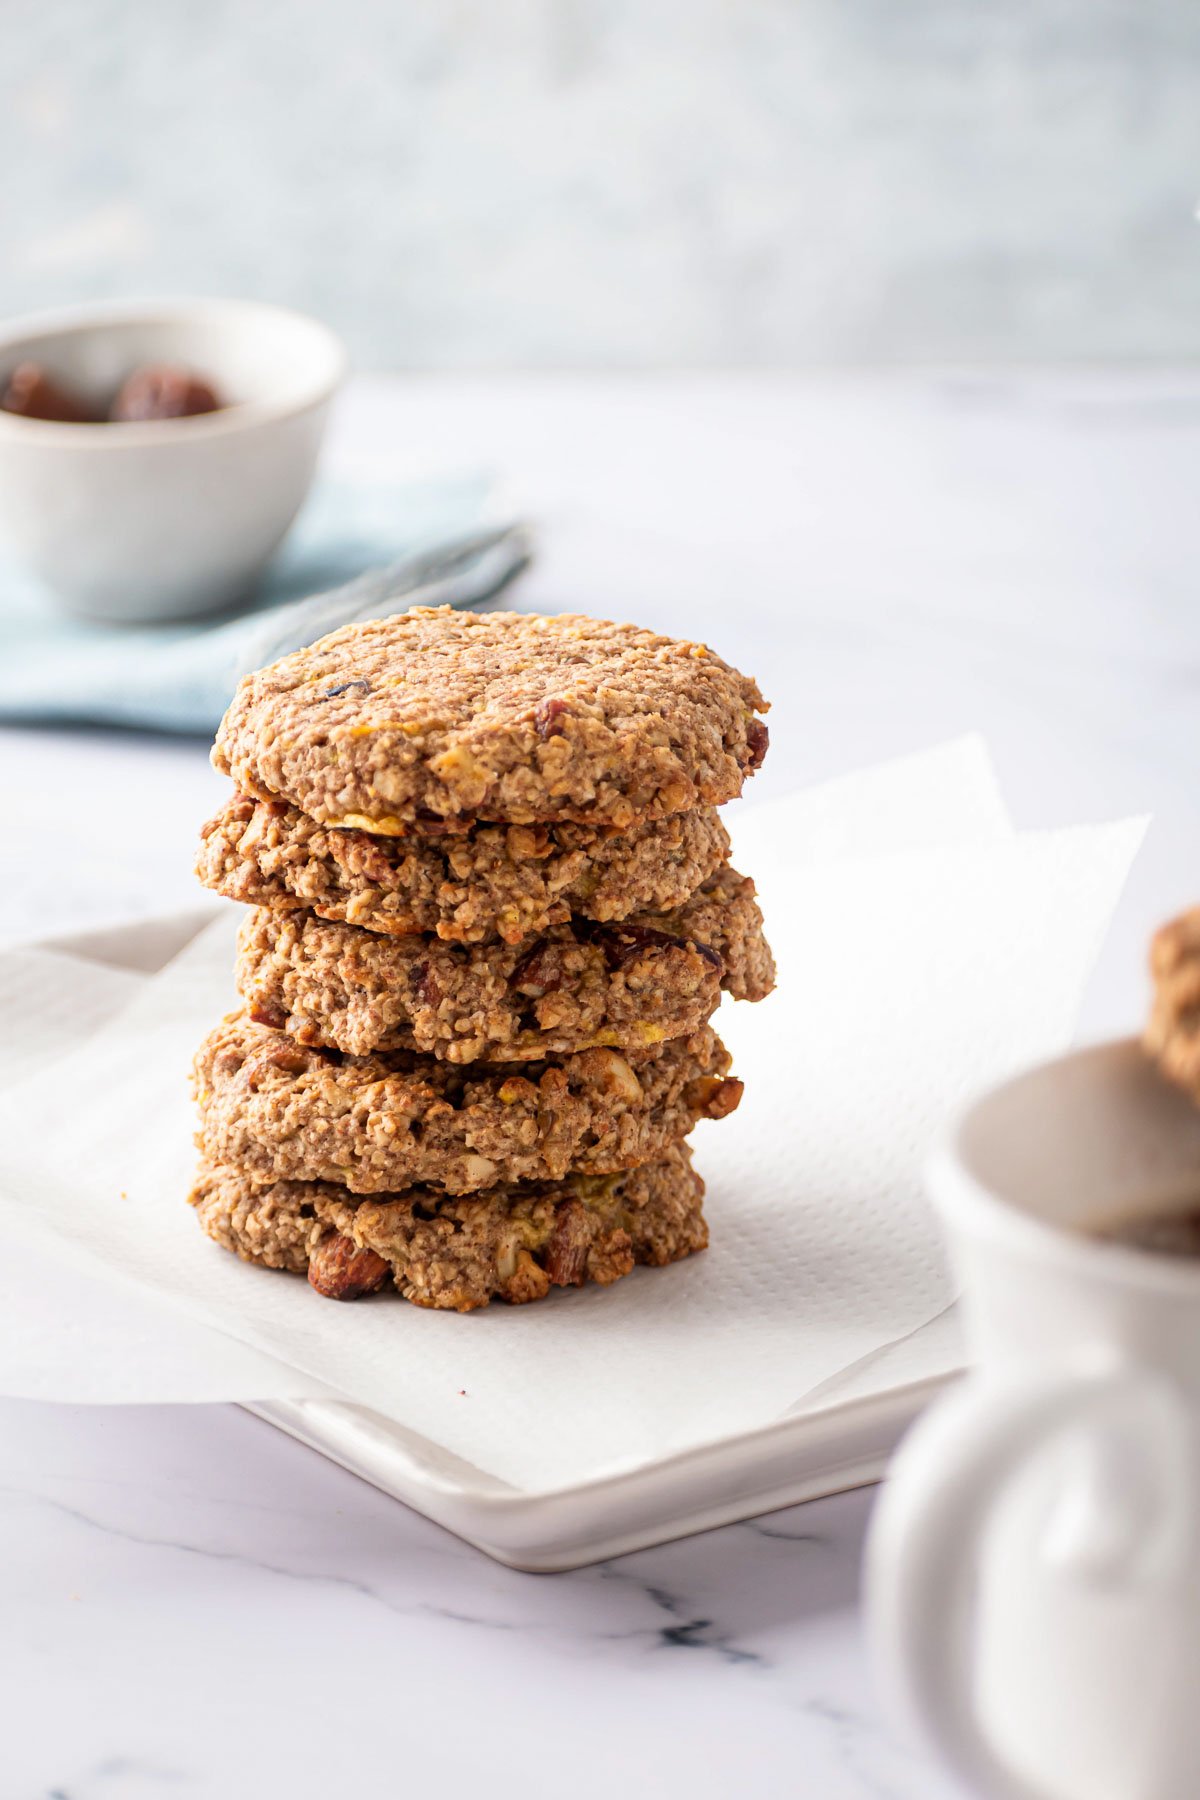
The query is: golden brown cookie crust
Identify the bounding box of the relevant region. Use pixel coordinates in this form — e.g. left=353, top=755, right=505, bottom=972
left=193, top=1011, right=741, bottom=1196
left=189, top=1145, right=707, bottom=1311
left=197, top=793, right=731, bottom=946
left=212, top=607, right=769, bottom=832
left=1146, top=908, right=1200, bottom=1100
left=235, top=865, right=774, bottom=1062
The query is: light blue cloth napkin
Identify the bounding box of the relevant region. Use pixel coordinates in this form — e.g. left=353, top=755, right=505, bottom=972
left=0, top=474, right=531, bottom=734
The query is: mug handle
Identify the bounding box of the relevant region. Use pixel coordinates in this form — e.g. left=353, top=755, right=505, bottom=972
left=867, top=1365, right=1189, bottom=1800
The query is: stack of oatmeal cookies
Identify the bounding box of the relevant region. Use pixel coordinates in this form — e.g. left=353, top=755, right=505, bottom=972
left=189, top=608, right=774, bottom=1312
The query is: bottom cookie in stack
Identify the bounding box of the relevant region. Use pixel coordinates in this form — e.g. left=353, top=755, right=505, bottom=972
left=189, top=1143, right=708, bottom=1312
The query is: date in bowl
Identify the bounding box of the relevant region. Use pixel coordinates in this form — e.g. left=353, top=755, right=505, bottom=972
left=0, top=298, right=346, bottom=624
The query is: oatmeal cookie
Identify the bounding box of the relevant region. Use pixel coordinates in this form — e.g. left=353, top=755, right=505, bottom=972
left=188, top=1143, right=707, bottom=1311
left=197, top=793, right=731, bottom=945
left=236, top=865, right=775, bottom=1061
left=213, top=607, right=769, bottom=832
left=1146, top=909, right=1200, bottom=1101
left=193, top=1012, right=741, bottom=1196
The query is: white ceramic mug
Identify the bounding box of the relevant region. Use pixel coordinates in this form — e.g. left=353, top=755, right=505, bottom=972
left=868, top=1038, right=1200, bottom=1800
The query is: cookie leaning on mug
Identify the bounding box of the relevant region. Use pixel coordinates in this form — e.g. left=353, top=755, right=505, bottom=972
left=1145, top=907, right=1200, bottom=1102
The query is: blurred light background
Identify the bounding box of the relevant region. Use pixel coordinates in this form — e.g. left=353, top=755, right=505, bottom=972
left=6, top=0, right=1199, bottom=367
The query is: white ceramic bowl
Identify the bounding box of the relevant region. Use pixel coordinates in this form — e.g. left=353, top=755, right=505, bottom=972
left=0, top=298, right=347, bottom=623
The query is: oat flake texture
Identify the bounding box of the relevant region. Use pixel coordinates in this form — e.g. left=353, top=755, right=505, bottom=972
left=193, top=1011, right=741, bottom=1197
left=197, top=792, right=732, bottom=946
left=213, top=606, right=769, bottom=831
left=233, top=863, right=774, bottom=1061
left=189, top=1144, right=707, bottom=1313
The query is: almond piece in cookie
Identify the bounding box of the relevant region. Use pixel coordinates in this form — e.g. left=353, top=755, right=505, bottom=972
left=307, top=1232, right=390, bottom=1301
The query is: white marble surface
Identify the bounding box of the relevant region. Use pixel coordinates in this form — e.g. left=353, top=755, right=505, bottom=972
left=2, top=369, right=1197, bottom=1798
left=0, top=1401, right=954, bottom=1800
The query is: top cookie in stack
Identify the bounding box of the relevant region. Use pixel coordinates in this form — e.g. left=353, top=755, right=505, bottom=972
left=211, top=608, right=769, bottom=832
left=191, top=607, right=774, bottom=1311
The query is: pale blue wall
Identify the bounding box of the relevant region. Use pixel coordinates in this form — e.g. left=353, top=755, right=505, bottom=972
left=6, top=0, right=1199, bottom=366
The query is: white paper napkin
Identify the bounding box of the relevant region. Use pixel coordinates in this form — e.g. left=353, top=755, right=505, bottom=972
left=0, top=950, right=340, bottom=1405
left=0, top=740, right=1143, bottom=1489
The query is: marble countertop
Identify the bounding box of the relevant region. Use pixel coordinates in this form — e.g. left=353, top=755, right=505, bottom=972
left=4, top=369, right=1196, bottom=1799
